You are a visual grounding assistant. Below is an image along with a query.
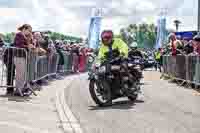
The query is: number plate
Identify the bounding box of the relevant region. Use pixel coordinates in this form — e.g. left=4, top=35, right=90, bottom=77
left=148, top=61, right=154, bottom=63
left=134, top=60, right=140, bottom=63
left=111, top=65, right=120, bottom=70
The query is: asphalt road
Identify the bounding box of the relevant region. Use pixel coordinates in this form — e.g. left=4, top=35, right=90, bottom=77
left=64, top=71, right=200, bottom=133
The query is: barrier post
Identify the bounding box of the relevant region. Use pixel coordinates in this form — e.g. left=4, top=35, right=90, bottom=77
left=194, top=56, right=200, bottom=88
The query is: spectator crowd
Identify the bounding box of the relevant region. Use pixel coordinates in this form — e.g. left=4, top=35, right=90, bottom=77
left=157, top=32, right=200, bottom=56
left=0, top=24, right=93, bottom=95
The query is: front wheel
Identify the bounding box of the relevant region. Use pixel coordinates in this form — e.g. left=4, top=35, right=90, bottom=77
left=89, top=80, right=112, bottom=106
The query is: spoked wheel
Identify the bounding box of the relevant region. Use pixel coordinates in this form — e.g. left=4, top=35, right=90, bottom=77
left=89, top=80, right=112, bottom=106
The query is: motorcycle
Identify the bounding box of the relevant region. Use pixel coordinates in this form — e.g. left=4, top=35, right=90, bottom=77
left=88, top=50, right=142, bottom=106
left=143, top=56, right=157, bottom=70
left=87, top=52, right=96, bottom=77
left=128, top=55, right=145, bottom=70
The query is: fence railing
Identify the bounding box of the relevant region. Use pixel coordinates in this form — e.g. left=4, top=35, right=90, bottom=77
left=162, top=55, right=200, bottom=87
left=0, top=47, right=92, bottom=96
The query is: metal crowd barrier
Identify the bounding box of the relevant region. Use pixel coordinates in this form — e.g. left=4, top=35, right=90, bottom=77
left=35, top=56, right=48, bottom=81
left=60, top=50, right=93, bottom=73
left=0, top=47, right=61, bottom=96
left=27, top=51, right=59, bottom=83
left=0, top=47, right=37, bottom=96
left=0, top=47, right=92, bottom=97
left=61, top=51, right=73, bottom=73
left=162, top=55, right=200, bottom=86
left=72, top=53, right=79, bottom=73
left=48, top=53, right=59, bottom=76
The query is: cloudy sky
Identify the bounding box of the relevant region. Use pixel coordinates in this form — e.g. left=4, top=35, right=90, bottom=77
left=0, top=0, right=198, bottom=37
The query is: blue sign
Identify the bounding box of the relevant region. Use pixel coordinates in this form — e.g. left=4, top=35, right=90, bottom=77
left=88, top=16, right=102, bottom=50
left=175, top=31, right=197, bottom=40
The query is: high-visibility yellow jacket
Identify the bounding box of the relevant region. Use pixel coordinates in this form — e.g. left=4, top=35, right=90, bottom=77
left=155, top=51, right=161, bottom=60
left=97, top=38, right=128, bottom=63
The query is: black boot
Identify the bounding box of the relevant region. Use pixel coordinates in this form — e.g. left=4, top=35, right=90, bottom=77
left=6, top=87, right=14, bottom=95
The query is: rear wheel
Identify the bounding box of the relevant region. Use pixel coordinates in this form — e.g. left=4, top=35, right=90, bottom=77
left=89, top=80, right=112, bottom=106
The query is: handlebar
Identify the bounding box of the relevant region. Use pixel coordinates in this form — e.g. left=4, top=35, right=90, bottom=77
left=109, top=56, right=122, bottom=63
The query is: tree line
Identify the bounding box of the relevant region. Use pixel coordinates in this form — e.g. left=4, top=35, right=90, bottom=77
left=0, top=31, right=83, bottom=44
left=118, top=20, right=183, bottom=48
left=119, top=23, right=157, bottom=48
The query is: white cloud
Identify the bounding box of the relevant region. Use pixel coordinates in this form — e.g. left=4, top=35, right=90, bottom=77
left=136, top=1, right=155, bottom=11
left=0, top=8, right=17, bottom=17
left=0, top=0, right=197, bottom=37
left=123, top=0, right=139, bottom=7
left=63, top=1, right=96, bottom=7
left=101, top=17, right=128, bottom=34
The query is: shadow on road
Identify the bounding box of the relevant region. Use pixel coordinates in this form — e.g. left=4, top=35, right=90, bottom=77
left=89, top=100, right=144, bottom=110
left=37, top=80, right=50, bottom=86
left=0, top=94, right=32, bottom=102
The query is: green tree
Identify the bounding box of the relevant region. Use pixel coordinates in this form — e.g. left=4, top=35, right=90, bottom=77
left=1, top=31, right=82, bottom=44
left=3, top=32, right=15, bottom=43
left=119, top=23, right=156, bottom=48
left=47, top=32, right=82, bottom=43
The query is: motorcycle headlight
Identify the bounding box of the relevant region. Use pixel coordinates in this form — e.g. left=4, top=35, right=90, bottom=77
left=88, top=56, right=94, bottom=63
left=128, top=63, right=134, bottom=67
left=99, top=66, right=106, bottom=73
left=134, top=59, right=140, bottom=63
left=134, top=65, right=141, bottom=70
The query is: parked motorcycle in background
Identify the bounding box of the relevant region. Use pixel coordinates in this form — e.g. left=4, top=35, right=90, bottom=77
left=143, top=55, right=157, bottom=70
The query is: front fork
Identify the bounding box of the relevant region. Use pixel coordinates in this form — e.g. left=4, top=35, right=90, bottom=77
left=120, top=61, right=130, bottom=92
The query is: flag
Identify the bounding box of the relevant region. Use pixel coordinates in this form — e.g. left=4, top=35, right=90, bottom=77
left=88, top=10, right=102, bottom=50
left=155, top=16, right=167, bottom=49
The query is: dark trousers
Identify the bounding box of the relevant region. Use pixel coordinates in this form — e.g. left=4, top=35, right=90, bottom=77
left=3, top=48, right=15, bottom=93
left=155, top=59, right=162, bottom=72
left=5, top=62, right=15, bottom=92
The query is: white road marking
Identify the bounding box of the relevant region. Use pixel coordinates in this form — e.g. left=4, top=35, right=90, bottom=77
left=56, top=91, right=74, bottom=132
left=60, top=88, right=83, bottom=133
left=55, top=75, right=83, bottom=133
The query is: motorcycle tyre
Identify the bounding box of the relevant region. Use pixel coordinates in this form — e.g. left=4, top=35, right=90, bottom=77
left=89, top=80, right=112, bottom=107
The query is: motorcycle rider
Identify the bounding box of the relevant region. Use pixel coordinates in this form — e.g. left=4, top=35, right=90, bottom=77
left=97, top=30, right=128, bottom=63
left=128, top=44, right=143, bottom=59
left=96, top=30, right=133, bottom=94
left=128, top=43, right=145, bottom=70
left=155, top=48, right=162, bottom=72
